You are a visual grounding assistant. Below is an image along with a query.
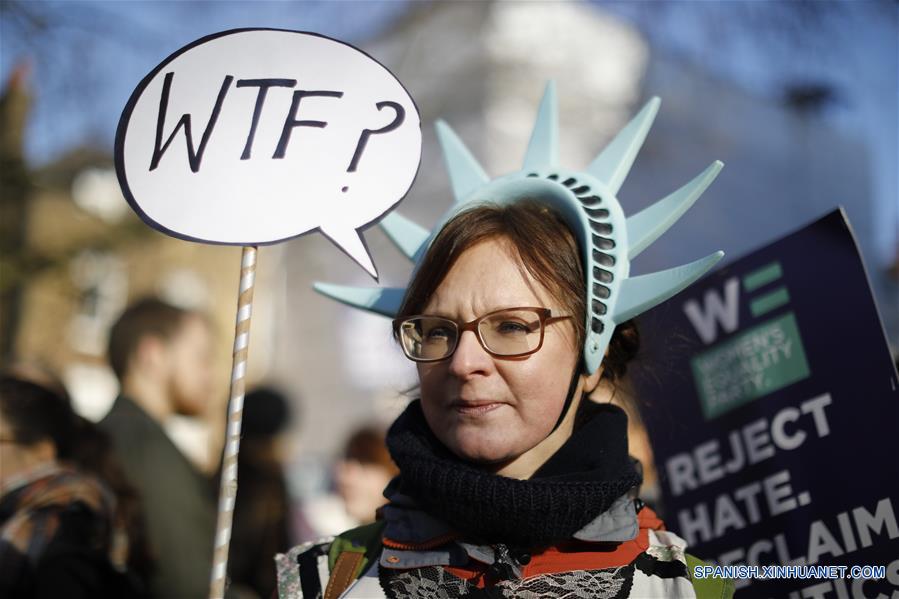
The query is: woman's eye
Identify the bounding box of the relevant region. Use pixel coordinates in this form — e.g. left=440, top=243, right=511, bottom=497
left=496, top=321, right=529, bottom=335
left=424, top=327, right=453, bottom=340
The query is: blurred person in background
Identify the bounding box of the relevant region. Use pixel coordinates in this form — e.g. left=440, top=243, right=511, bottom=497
left=100, top=298, right=217, bottom=598
left=224, top=387, right=294, bottom=599
left=0, top=374, right=147, bottom=597
left=296, top=426, right=398, bottom=543
left=335, top=427, right=398, bottom=526
left=5, top=363, right=155, bottom=585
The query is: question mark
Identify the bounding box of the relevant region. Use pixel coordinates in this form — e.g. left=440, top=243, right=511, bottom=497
left=343, top=101, right=406, bottom=192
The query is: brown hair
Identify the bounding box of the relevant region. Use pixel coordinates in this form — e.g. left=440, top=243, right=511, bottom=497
left=107, top=298, right=190, bottom=381
left=397, top=200, right=638, bottom=381
left=0, top=375, right=78, bottom=453
left=344, top=426, right=399, bottom=476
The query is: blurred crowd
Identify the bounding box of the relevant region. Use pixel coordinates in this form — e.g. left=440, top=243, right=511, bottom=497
left=1, top=297, right=396, bottom=599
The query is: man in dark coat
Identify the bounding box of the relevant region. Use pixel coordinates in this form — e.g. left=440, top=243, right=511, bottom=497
left=101, top=298, right=217, bottom=598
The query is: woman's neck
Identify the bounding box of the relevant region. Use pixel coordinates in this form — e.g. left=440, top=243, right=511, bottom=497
left=490, top=388, right=586, bottom=480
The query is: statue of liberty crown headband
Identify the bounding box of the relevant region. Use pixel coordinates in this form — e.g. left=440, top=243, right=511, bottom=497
left=314, top=82, right=724, bottom=375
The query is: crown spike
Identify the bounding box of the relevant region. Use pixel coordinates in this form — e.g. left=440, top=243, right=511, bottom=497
left=587, top=97, right=660, bottom=195
left=379, top=212, right=430, bottom=262
left=522, top=81, right=559, bottom=171
left=626, top=161, right=723, bottom=260
left=612, top=251, right=724, bottom=323
left=312, top=283, right=406, bottom=318
left=435, top=120, right=489, bottom=203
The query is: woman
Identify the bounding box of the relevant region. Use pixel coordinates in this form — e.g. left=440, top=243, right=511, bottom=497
left=334, top=426, right=400, bottom=527
left=279, top=87, right=731, bottom=598
left=0, top=375, right=147, bottom=598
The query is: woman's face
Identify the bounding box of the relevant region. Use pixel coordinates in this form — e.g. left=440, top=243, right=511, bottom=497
left=417, top=237, right=593, bottom=478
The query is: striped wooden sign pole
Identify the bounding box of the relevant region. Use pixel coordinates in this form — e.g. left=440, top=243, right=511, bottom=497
left=209, top=245, right=257, bottom=599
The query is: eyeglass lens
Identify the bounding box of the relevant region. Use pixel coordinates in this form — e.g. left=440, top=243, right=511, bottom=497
left=399, top=308, right=544, bottom=360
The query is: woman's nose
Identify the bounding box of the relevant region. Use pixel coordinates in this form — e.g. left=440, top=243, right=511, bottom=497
left=448, top=330, right=492, bottom=378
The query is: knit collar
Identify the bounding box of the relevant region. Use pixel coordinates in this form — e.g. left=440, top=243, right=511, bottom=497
left=385, top=400, right=641, bottom=548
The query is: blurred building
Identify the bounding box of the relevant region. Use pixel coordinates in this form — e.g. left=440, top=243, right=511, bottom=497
left=5, top=113, right=284, bottom=469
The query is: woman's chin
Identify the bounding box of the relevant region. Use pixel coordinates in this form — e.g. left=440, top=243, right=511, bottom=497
left=445, top=433, right=520, bottom=466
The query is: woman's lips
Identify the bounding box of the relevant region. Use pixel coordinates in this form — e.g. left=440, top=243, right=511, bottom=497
left=451, top=400, right=504, bottom=416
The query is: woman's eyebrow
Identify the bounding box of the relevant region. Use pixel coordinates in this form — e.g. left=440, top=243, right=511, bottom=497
left=416, top=309, right=456, bottom=321
left=424, top=304, right=544, bottom=320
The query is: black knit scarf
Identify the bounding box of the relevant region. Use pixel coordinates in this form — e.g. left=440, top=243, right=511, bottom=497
left=385, top=400, right=641, bottom=548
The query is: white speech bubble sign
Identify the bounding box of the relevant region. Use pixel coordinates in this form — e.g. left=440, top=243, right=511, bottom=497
left=115, top=29, right=421, bottom=279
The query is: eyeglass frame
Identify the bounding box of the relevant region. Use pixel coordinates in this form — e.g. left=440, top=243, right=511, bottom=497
left=392, top=307, right=573, bottom=363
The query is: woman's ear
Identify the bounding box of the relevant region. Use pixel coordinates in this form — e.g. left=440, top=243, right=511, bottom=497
left=582, top=365, right=603, bottom=395
left=582, top=343, right=612, bottom=397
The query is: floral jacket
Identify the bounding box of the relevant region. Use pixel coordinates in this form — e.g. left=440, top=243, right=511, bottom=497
left=275, top=491, right=734, bottom=599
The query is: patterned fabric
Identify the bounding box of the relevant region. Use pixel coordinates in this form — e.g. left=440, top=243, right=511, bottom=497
left=0, top=465, right=122, bottom=596
left=275, top=538, right=333, bottom=599
left=374, top=507, right=697, bottom=599
left=0, top=465, right=115, bottom=560
left=380, top=564, right=638, bottom=599
left=277, top=505, right=720, bottom=598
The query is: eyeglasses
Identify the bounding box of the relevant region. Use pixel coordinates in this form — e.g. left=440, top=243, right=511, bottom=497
left=393, top=307, right=572, bottom=362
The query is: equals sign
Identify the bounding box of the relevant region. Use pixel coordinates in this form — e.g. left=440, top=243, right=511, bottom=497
left=742, top=261, right=790, bottom=318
